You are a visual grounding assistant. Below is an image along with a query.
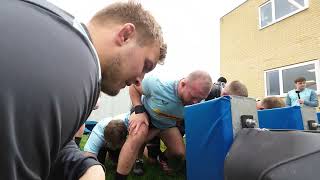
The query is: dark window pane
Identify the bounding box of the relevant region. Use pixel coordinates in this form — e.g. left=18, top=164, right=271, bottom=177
left=282, top=63, right=316, bottom=93
left=266, top=70, right=280, bottom=95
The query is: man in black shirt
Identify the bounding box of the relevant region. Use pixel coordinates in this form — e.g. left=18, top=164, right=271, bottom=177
left=0, top=0, right=166, bottom=179
left=205, top=77, right=227, bottom=101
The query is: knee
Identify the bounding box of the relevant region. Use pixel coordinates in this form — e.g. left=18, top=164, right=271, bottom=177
left=135, top=123, right=148, bottom=139
left=172, top=146, right=185, bottom=159
left=129, top=124, right=149, bottom=144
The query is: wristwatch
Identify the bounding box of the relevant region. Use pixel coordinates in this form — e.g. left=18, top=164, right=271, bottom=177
left=133, top=105, right=146, bottom=114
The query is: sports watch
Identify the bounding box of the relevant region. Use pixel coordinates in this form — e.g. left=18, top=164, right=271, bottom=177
left=133, top=105, right=146, bottom=114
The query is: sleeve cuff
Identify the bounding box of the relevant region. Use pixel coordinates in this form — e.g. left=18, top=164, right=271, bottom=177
left=76, top=156, right=105, bottom=179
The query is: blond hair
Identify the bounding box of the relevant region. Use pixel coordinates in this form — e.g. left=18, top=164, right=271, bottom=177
left=225, top=80, right=248, bottom=97
left=261, top=97, right=285, bottom=109
left=90, top=2, right=167, bottom=63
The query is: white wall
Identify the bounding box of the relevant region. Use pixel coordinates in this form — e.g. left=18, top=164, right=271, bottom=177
left=87, top=88, right=131, bottom=121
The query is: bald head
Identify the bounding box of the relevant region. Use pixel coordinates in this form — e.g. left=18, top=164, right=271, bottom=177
left=222, top=80, right=248, bottom=97
left=186, top=70, right=213, bottom=94
left=178, top=70, right=212, bottom=105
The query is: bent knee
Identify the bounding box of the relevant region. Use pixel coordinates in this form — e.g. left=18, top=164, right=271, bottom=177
left=129, top=124, right=149, bottom=142
left=172, top=147, right=185, bottom=158
left=176, top=150, right=185, bottom=158
left=135, top=123, right=149, bottom=137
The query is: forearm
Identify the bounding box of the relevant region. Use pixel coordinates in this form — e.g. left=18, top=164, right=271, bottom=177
left=304, top=91, right=319, bottom=107
left=49, top=140, right=104, bottom=180
left=129, top=85, right=143, bottom=106
left=304, top=99, right=318, bottom=107
left=79, top=165, right=105, bottom=180
left=304, top=100, right=318, bottom=107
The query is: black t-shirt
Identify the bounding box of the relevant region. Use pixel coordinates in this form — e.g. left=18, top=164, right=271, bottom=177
left=0, top=0, right=100, bottom=179
left=205, top=82, right=225, bottom=101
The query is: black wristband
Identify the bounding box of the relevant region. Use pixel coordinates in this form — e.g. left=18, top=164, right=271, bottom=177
left=134, top=105, right=146, bottom=114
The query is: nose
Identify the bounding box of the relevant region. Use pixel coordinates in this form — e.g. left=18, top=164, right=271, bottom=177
left=134, top=75, right=144, bottom=86
left=192, top=99, right=199, bottom=104
left=135, top=73, right=145, bottom=86
left=134, top=80, right=141, bottom=86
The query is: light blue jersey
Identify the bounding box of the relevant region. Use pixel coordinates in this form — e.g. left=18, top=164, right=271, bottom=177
left=126, top=76, right=184, bottom=129
left=84, top=117, right=125, bottom=155
left=286, top=88, right=318, bottom=107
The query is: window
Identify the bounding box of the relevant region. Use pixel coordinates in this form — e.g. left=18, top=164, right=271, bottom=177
left=260, top=2, right=273, bottom=28
left=259, top=0, right=309, bottom=29
left=264, top=60, right=320, bottom=96
left=282, top=64, right=317, bottom=93
left=266, top=70, right=280, bottom=96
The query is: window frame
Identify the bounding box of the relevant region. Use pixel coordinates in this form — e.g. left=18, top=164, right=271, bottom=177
left=264, top=60, right=320, bottom=97
left=258, top=0, right=309, bottom=29
left=258, top=1, right=273, bottom=28
left=265, top=69, right=281, bottom=96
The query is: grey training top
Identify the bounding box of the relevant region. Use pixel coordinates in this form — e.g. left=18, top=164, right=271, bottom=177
left=0, top=0, right=100, bottom=179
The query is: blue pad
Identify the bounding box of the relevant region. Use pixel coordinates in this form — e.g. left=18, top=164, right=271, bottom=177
left=258, top=106, right=304, bottom=130
left=84, top=120, right=97, bottom=134
left=185, top=97, right=233, bottom=180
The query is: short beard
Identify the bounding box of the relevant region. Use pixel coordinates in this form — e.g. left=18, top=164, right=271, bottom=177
left=101, top=82, right=120, bottom=96
left=100, top=57, right=122, bottom=96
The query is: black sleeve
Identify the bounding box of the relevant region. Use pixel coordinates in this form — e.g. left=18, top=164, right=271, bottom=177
left=48, top=140, right=105, bottom=180
left=205, top=85, right=221, bottom=101
left=0, top=1, right=101, bottom=179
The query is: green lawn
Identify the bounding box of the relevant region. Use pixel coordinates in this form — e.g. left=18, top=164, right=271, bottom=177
left=80, top=134, right=186, bottom=180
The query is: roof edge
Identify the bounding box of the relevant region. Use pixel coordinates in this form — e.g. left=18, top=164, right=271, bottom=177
left=220, top=0, right=248, bottom=19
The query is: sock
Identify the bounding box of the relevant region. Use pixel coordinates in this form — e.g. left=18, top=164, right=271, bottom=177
left=115, top=172, right=128, bottom=180
left=158, top=151, right=168, bottom=161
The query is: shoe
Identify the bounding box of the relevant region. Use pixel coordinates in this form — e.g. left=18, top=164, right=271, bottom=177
left=133, top=159, right=144, bottom=176
left=158, top=156, right=174, bottom=175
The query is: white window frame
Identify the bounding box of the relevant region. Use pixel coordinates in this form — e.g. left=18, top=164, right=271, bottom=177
left=259, top=1, right=273, bottom=28
left=264, top=69, right=281, bottom=96
left=259, top=0, right=309, bottom=29
left=264, top=60, right=320, bottom=97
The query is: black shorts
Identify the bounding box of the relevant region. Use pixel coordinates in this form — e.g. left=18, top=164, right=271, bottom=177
left=97, top=146, right=121, bottom=165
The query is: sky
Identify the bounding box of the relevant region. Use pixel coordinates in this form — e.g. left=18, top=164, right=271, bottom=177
left=49, top=0, right=246, bottom=80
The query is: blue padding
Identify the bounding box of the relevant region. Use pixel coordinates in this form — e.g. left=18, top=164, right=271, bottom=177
left=84, top=120, right=97, bottom=134
left=185, top=96, right=233, bottom=180
left=317, top=112, right=320, bottom=123
left=258, top=106, right=304, bottom=130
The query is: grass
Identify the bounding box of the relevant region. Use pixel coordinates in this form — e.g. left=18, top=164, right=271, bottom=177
left=80, top=134, right=186, bottom=180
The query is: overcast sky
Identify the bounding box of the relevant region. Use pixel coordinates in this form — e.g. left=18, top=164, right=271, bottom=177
left=49, top=0, right=246, bottom=81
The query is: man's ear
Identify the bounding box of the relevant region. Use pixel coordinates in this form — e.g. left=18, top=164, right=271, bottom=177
left=220, top=88, right=227, bottom=96
left=115, top=23, right=135, bottom=46
left=180, top=79, right=187, bottom=87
